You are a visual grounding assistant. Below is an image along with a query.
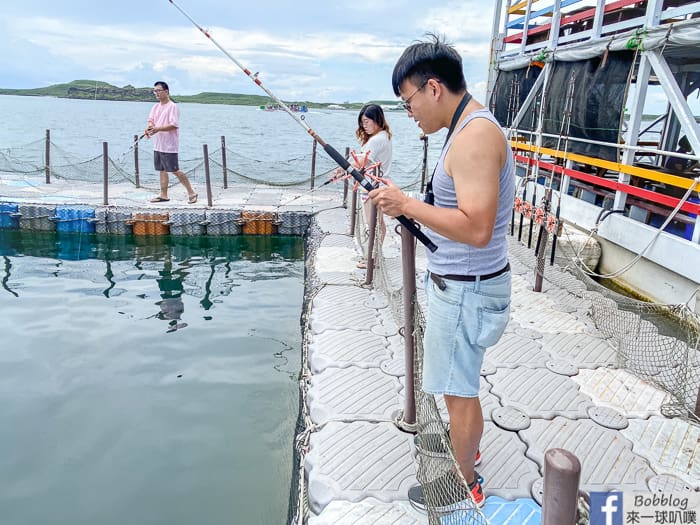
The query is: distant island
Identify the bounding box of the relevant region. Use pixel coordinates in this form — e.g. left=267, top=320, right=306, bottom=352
left=0, top=79, right=402, bottom=111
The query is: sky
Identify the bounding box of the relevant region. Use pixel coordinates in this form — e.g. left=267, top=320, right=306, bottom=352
left=1, top=1, right=498, bottom=104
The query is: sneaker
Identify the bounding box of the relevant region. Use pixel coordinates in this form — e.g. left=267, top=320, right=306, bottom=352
left=407, top=470, right=485, bottom=512
left=414, top=431, right=482, bottom=465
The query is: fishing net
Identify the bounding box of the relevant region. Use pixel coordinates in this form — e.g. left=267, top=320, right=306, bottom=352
left=516, top=213, right=700, bottom=422
left=353, top=196, right=490, bottom=525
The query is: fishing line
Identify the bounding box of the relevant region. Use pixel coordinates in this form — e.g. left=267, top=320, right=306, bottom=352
left=167, top=0, right=436, bottom=252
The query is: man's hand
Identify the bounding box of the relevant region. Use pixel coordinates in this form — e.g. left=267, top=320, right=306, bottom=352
left=145, top=125, right=157, bottom=138
left=369, top=180, right=409, bottom=218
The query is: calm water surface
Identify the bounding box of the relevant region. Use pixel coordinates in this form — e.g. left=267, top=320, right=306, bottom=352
left=0, top=231, right=304, bottom=525
left=0, top=94, right=446, bottom=189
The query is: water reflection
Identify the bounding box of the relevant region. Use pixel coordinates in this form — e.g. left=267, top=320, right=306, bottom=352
left=0, top=230, right=305, bottom=325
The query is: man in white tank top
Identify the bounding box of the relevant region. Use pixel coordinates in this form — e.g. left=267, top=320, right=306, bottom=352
left=370, top=34, right=515, bottom=510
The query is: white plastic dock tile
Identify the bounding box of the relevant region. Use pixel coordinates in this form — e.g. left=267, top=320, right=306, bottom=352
left=539, top=332, right=618, bottom=368
left=487, top=368, right=593, bottom=419
left=306, top=421, right=418, bottom=513
left=309, top=498, right=426, bottom=525
left=309, top=303, right=379, bottom=334
left=479, top=423, right=541, bottom=500
left=307, top=366, right=402, bottom=424
left=315, top=208, right=352, bottom=235
left=312, top=284, right=372, bottom=308
left=572, top=368, right=670, bottom=417
left=521, top=418, right=656, bottom=491
left=485, top=332, right=549, bottom=368
left=621, top=417, right=700, bottom=488
left=308, top=329, right=392, bottom=372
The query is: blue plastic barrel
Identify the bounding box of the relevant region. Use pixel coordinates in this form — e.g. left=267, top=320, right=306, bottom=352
left=55, top=206, right=96, bottom=233
left=0, top=203, right=19, bottom=229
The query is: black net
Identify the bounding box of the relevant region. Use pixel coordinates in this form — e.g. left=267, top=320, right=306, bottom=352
left=541, top=51, right=634, bottom=161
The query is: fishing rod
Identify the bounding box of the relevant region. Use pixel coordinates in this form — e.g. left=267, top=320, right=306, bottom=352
left=167, top=0, right=436, bottom=252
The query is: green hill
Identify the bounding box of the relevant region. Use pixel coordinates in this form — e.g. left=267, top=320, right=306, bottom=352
left=0, top=79, right=398, bottom=110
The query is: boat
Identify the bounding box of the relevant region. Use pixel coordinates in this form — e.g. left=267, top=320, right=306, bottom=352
left=259, top=102, right=308, bottom=112
left=487, top=0, right=700, bottom=311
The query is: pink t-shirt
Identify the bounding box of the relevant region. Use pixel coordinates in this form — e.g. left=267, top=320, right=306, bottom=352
left=148, top=100, right=180, bottom=153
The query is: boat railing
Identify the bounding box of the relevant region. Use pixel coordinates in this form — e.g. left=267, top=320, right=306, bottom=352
left=499, top=0, right=700, bottom=59
left=509, top=131, right=700, bottom=241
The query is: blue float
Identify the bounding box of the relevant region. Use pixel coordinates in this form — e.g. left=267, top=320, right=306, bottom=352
left=55, top=206, right=96, bottom=233
left=0, top=203, right=19, bottom=229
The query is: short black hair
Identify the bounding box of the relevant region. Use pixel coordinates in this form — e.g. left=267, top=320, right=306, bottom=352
left=392, top=33, right=466, bottom=96
left=154, top=81, right=169, bottom=91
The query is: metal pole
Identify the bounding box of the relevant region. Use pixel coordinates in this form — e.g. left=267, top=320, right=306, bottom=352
left=364, top=201, right=378, bottom=286
left=310, top=139, right=317, bottom=189
left=221, top=135, right=228, bottom=189
left=103, top=142, right=109, bottom=205
left=203, top=144, right=213, bottom=207
left=342, top=146, right=350, bottom=208
left=349, top=187, right=358, bottom=237
left=399, top=225, right=416, bottom=427
left=133, top=134, right=140, bottom=188
left=541, top=448, right=581, bottom=525
left=45, top=129, right=51, bottom=184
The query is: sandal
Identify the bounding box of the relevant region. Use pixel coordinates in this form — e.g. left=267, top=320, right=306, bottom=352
left=150, top=196, right=170, bottom=203
left=188, top=193, right=198, bottom=204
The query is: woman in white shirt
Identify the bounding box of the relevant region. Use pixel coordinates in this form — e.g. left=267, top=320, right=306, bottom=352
left=355, top=104, right=392, bottom=267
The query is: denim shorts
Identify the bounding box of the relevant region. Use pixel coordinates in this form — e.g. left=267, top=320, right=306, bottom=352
left=422, top=269, right=511, bottom=397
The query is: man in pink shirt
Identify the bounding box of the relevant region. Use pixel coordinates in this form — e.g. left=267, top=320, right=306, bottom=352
left=145, top=81, right=198, bottom=204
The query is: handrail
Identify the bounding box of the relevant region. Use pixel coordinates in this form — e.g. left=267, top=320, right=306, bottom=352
left=513, top=150, right=700, bottom=215
left=512, top=141, right=699, bottom=191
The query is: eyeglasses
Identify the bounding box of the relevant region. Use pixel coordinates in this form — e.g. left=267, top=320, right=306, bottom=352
left=153, top=89, right=165, bottom=93
left=399, top=79, right=428, bottom=112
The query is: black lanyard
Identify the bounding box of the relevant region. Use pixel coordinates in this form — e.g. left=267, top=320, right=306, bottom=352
left=424, top=91, right=473, bottom=205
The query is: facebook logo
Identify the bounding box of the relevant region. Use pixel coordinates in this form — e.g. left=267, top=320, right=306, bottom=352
left=590, top=492, right=623, bottom=525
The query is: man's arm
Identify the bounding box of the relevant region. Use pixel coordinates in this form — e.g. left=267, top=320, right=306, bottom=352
left=370, top=118, right=505, bottom=247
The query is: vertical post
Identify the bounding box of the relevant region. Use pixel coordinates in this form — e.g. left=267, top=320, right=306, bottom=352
left=221, top=135, right=228, bottom=189
left=342, top=146, right=350, bottom=208
left=349, top=187, right=358, bottom=237
left=310, top=140, right=317, bottom=189
left=364, top=202, right=378, bottom=286
left=400, top=225, right=416, bottom=426
left=45, top=129, right=51, bottom=184
left=420, top=134, right=429, bottom=193
left=133, top=134, right=140, bottom=188
left=203, top=144, right=213, bottom=207
left=102, top=142, right=109, bottom=205
left=541, top=449, right=581, bottom=525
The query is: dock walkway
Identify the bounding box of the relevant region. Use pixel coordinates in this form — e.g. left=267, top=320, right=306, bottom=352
left=304, top=203, right=699, bottom=524
left=0, top=177, right=697, bottom=524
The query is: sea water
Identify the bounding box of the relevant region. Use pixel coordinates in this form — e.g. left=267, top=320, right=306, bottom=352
left=0, top=230, right=304, bottom=525
left=0, top=94, right=446, bottom=189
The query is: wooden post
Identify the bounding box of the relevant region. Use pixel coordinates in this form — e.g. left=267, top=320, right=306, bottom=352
left=310, top=140, right=317, bottom=189
left=221, top=135, right=228, bottom=189
left=103, top=142, right=109, bottom=205
left=45, top=129, right=51, bottom=184
left=203, top=144, right=213, bottom=207
left=133, top=134, right=140, bottom=188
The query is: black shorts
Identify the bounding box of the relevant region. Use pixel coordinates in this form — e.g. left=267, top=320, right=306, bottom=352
left=154, top=151, right=180, bottom=172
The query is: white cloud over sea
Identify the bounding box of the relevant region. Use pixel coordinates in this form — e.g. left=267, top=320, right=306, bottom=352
left=1, top=0, right=496, bottom=103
